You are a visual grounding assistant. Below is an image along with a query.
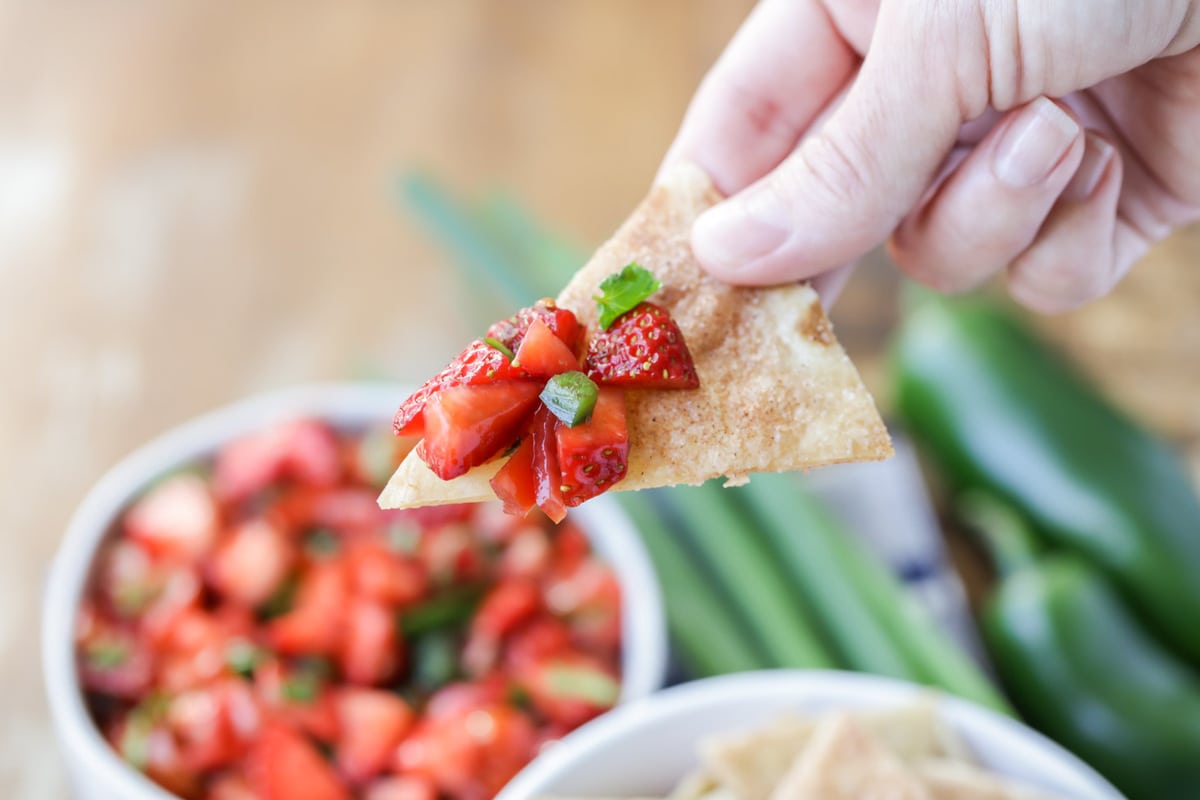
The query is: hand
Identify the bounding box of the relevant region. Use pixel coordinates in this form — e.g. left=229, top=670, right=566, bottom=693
left=662, top=0, right=1200, bottom=312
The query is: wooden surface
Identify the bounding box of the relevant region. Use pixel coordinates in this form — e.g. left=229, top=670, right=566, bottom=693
left=1, top=3, right=1196, bottom=797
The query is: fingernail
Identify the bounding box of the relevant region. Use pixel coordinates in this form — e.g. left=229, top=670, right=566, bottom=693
left=992, top=97, right=1080, bottom=189
left=1063, top=133, right=1115, bottom=201
left=692, top=192, right=790, bottom=275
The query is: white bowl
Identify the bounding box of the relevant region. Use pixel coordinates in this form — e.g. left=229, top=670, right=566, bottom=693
left=499, top=670, right=1123, bottom=800
left=42, top=383, right=667, bottom=800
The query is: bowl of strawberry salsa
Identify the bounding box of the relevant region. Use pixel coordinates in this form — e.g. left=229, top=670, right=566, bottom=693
left=42, top=384, right=666, bottom=800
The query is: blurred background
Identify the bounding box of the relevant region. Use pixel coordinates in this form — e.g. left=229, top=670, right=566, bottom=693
left=3, top=2, right=1198, bottom=797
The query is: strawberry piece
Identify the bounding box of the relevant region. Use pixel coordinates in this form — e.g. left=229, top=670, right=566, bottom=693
left=267, top=561, right=347, bottom=657
left=345, top=539, right=427, bottom=607
left=333, top=688, right=414, bottom=785
left=555, top=388, right=629, bottom=506
left=486, top=299, right=583, bottom=354
left=418, top=382, right=542, bottom=480
left=338, top=598, right=400, bottom=685
left=521, top=651, right=620, bottom=729
left=248, top=722, right=349, bottom=800
left=514, top=318, right=580, bottom=377
left=529, top=405, right=567, bottom=523
left=214, top=420, right=342, bottom=504
left=208, top=519, right=292, bottom=608
left=393, top=340, right=530, bottom=437
left=363, top=776, right=437, bottom=800
left=489, top=436, right=537, bottom=517
left=585, top=302, right=699, bottom=389
left=124, top=473, right=218, bottom=562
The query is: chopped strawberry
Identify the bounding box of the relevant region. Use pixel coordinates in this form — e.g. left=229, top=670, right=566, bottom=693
left=393, top=340, right=531, bottom=437
left=585, top=302, right=698, bottom=389
left=514, top=318, right=580, bottom=377
left=471, top=579, right=542, bottom=642
left=248, top=722, right=349, bottom=800
left=462, top=579, right=542, bottom=675
left=207, top=771, right=259, bottom=800
left=332, top=688, right=414, bottom=784
left=505, top=616, right=572, bottom=673
left=110, top=709, right=201, bottom=798
left=207, top=772, right=258, bottom=800
left=255, top=660, right=340, bottom=743
left=498, top=524, right=551, bottom=580
left=416, top=522, right=485, bottom=585
left=214, top=420, right=342, bottom=504
left=157, top=607, right=254, bottom=693
left=486, top=299, right=583, bottom=354
left=489, top=436, right=537, bottom=517
left=310, top=487, right=388, bottom=535
left=124, top=473, right=218, bottom=562
left=268, top=561, right=347, bottom=656
left=555, top=388, right=629, bottom=506
left=529, top=405, right=567, bottom=523
left=363, top=776, right=437, bottom=800
left=522, top=651, right=620, bottom=729
left=167, top=683, right=248, bottom=772
left=76, top=610, right=155, bottom=700
left=418, top=382, right=542, bottom=480
left=339, top=599, right=400, bottom=686
left=208, top=519, right=292, bottom=608
left=393, top=701, right=537, bottom=800
left=346, top=539, right=428, bottom=607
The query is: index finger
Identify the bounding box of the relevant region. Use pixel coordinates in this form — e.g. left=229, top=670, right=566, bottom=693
left=659, top=0, right=859, bottom=195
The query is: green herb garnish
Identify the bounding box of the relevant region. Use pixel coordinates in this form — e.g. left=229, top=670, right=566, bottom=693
left=281, top=671, right=321, bottom=703
left=387, top=522, right=421, bottom=554
left=304, top=528, right=341, bottom=558
left=540, top=372, right=599, bottom=427
left=257, top=573, right=299, bottom=620
left=85, top=640, right=129, bottom=670
left=543, top=663, right=620, bottom=706
left=484, top=336, right=515, bottom=360
left=224, top=639, right=264, bottom=678
left=594, top=263, right=660, bottom=330
left=400, top=584, right=486, bottom=636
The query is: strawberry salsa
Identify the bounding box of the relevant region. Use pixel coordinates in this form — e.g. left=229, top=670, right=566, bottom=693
left=76, top=418, right=623, bottom=800
left=394, top=265, right=698, bottom=521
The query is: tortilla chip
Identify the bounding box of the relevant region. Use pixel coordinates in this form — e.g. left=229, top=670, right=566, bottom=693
left=916, top=760, right=1068, bottom=800
left=700, top=715, right=818, bottom=800
left=769, top=715, right=931, bottom=800
left=669, top=770, right=724, bottom=800
left=856, top=701, right=972, bottom=764
left=380, top=162, right=892, bottom=510
left=699, top=704, right=963, bottom=800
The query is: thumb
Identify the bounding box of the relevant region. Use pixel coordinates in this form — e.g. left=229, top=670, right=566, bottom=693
left=692, top=2, right=968, bottom=285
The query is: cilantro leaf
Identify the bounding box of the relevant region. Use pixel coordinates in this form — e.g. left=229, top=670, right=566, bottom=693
left=594, top=263, right=661, bottom=330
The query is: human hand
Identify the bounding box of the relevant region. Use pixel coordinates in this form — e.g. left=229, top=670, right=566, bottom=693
left=662, top=0, right=1200, bottom=312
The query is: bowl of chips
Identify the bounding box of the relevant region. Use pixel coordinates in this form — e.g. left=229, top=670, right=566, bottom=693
left=498, top=670, right=1122, bottom=800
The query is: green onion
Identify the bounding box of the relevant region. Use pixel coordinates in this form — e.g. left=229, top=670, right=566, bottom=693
left=400, top=585, right=485, bottom=637
left=410, top=630, right=461, bottom=692
left=257, top=573, right=298, bottom=620
left=304, top=528, right=341, bottom=558
left=542, top=664, right=620, bottom=706
left=224, top=639, right=264, bottom=678
left=540, top=372, right=599, bottom=427
left=484, top=336, right=515, bottom=360
left=281, top=672, right=321, bottom=704
left=85, top=640, right=129, bottom=670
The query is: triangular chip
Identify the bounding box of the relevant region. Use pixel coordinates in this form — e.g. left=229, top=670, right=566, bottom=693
left=769, top=714, right=931, bottom=800
left=380, top=162, right=892, bottom=510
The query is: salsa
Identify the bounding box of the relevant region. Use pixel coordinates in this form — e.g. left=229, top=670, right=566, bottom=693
left=391, top=264, right=698, bottom=521
left=76, top=418, right=623, bottom=800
